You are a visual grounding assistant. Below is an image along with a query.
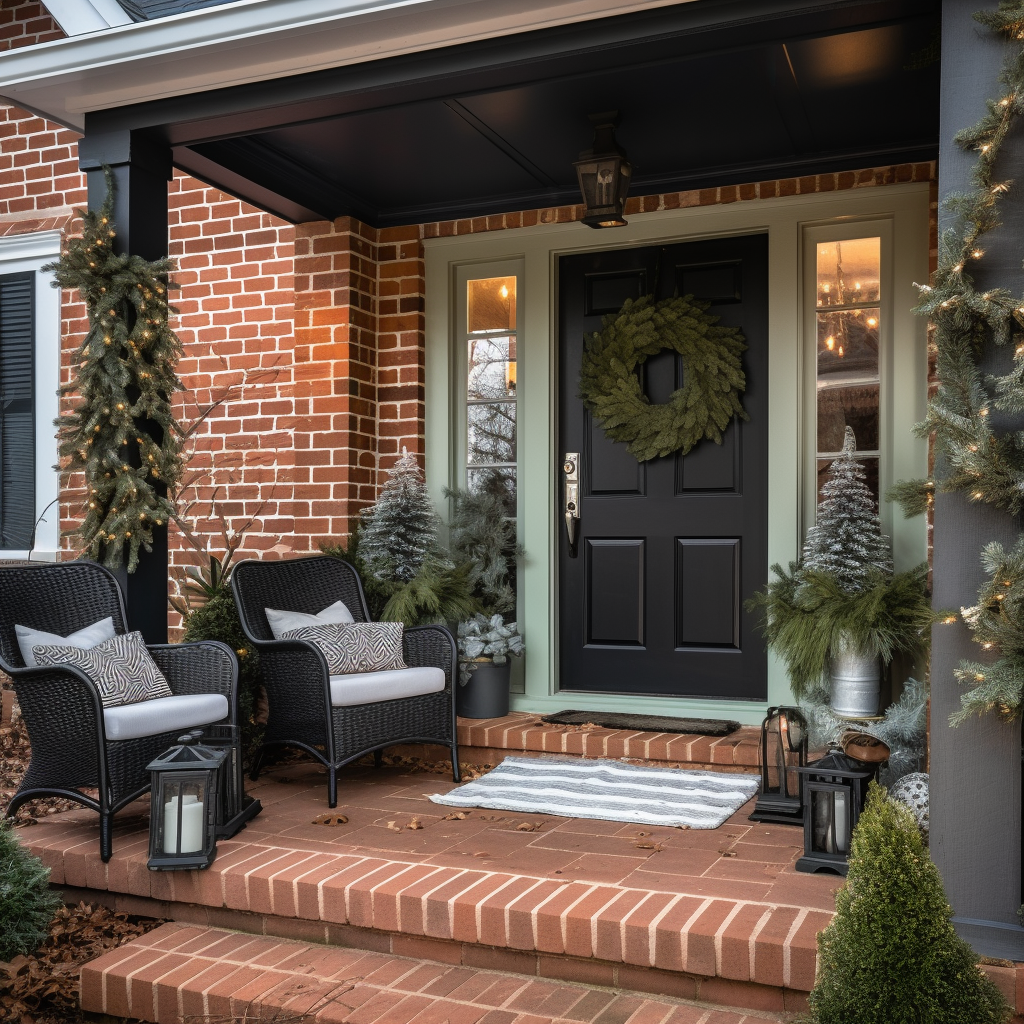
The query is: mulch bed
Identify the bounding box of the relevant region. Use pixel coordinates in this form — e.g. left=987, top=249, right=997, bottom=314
left=2, top=692, right=164, bottom=1023
left=0, top=903, right=163, bottom=1024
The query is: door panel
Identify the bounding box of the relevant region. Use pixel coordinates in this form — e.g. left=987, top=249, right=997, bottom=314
left=557, top=235, right=768, bottom=700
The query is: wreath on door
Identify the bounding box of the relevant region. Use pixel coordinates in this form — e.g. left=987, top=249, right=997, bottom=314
left=578, top=293, right=748, bottom=462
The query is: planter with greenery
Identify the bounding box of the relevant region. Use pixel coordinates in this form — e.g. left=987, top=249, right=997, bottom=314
left=0, top=817, right=62, bottom=961
left=456, top=613, right=525, bottom=718
left=749, top=428, right=935, bottom=716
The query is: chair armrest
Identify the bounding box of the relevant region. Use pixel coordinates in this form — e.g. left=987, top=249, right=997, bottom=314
left=5, top=663, right=108, bottom=752
left=147, top=641, right=238, bottom=718
left=250, top=638, right=334, bottom=737
left=403, top=625, right=456, bottom=691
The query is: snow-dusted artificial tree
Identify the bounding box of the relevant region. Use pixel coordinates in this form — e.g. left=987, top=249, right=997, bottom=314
left=360, top=449, right=442, bottom=583
left=802, top=426, right=894, bottom=591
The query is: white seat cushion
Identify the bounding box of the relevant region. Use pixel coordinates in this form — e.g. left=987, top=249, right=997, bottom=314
left=103, top=693, right=229, bottom=741
left=329, top=666, right=445, bottom=707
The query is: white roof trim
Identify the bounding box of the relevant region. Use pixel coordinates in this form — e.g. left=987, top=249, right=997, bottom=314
left=43, top=0, right=132, bottom=36
left=4, top=0, right=692, bottom=131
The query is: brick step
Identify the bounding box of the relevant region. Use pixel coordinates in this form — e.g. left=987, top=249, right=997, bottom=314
left=81, top=923, right=791, bottom=1024
left=393, top=714, right=763, bottom=771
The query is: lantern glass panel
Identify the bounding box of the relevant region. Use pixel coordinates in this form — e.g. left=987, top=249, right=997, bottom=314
left=811, top=786, right=851, bottom=855
left=161, top=778, right=208, bottom=855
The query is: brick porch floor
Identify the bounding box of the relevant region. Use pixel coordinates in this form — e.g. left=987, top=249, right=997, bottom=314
left=20, top=754, right=840, bottom=1017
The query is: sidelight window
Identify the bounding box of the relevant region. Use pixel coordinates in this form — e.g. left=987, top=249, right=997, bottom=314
left=814, top=235, right=882, bottom=501
left=462, top=273, right=518, bottom=516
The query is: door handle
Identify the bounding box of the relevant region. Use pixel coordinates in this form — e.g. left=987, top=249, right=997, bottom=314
left=564, top=452, right=580, bottom=558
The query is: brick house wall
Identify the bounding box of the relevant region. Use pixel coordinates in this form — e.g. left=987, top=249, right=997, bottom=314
left=0, top=2, right=938, bottom=625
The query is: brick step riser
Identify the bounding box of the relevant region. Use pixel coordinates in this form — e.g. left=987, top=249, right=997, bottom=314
left=387, top=742, right=759, bottom=775
left=59, top=884, right=809, bottom=1017
left=81, top=922, right=796, bottom=1024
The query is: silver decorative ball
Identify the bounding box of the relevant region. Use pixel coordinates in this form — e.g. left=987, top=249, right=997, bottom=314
left=889, top=772, right=929, bottom=841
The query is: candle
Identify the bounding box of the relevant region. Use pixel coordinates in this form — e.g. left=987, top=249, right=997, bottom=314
left=832, top=792, right=849, bottom=854
left=164, top=793, right=204, bottom=854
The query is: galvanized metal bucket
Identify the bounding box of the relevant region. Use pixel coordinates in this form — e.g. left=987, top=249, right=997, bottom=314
left=829, top=641, right=881, bottom=719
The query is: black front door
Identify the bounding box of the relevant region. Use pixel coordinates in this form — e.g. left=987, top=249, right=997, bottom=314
left=557, top=234, right=769, bottom=700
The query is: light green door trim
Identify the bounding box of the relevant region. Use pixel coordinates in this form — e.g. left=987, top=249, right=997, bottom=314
left=424, top=183, right=931, bottom=725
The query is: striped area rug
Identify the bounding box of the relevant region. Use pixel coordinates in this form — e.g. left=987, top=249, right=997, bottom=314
left=428, top=756, right=760, bottom=829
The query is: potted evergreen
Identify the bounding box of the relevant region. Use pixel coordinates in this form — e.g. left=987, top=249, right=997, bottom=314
left=456, top=613, right=525, bottom=717
left=447, top=475, right=525, bottom=718
left=750, top=428, right=935, bottom=717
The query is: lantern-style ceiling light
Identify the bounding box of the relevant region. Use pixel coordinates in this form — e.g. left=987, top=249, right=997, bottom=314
left=147, top=732, right=227, bottom=871
left=574, top=112, right=632, bottom=228
left=749, top=706, right=808, bottom=826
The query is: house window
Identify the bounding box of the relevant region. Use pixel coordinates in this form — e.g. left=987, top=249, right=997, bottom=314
left=815, top=235, right=881, bottom=500
left=0, top=231, right=61, bottom=559
left=463, top=273, right=518, bottom=515
left=0, top=272, right=35, bottom=549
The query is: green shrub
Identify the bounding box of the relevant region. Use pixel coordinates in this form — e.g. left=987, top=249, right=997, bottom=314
left=0, top=817, right=62, bottom=960
left=806, top=782, right=1010, bottom=1024
left=182, top=587, right=263, bottom=764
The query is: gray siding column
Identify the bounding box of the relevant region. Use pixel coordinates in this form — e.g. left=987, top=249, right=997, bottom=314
left=77, top=129, right=173, bottom=646
left=931, top=0, right=1024, bottom=959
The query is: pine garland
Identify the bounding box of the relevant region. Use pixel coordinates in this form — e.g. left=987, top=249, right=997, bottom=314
left=951, top=536, right=1024, bottom=722
left=892, top=2, right=1024, bottom=518
left=45, top=172, right=183, bottom=571
left=578, top=293, right=747, bottom=462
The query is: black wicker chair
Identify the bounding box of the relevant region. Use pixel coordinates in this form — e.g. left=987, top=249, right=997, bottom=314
left=0, top=561, right=238, bottom=862
left=231, top=555, right=460, bottom=806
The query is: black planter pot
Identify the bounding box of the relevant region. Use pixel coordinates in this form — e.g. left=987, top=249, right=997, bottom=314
left=457, top=659, right=511, bottom=719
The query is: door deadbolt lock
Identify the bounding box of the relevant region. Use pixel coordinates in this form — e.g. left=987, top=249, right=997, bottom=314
left=564, top=453, right=580, bottom=558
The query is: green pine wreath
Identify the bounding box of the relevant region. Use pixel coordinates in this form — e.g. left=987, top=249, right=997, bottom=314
left=579, top=293, right=748, bottom=462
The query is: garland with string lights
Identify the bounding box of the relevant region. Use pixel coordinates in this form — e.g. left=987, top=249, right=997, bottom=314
left=578, top=293, right=747, bottom=463
left=890, top=2, right=1024, bottom=518
left=45, top=171, right=184, bottom=572
left=952, top=536, right=1024, bottom=723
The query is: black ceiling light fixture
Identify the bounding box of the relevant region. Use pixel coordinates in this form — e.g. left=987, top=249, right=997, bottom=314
left=574, top=111, right=632, bottom=228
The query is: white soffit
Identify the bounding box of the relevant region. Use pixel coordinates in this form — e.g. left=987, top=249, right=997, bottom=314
left=1, top=0, right=695, bottom=132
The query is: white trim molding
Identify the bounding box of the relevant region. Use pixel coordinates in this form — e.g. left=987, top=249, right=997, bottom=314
left=0, top=0, right=695, bottom=131
left=0, top=230, right=63, bottom=562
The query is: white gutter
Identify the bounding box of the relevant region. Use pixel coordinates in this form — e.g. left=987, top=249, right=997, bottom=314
left=1, top=0, right=693, bottom=132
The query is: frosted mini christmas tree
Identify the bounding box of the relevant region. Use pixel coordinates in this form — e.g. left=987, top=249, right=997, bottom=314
left=802, top=426, right=893, bottom=592
left=360, top=449, right=443, bottom=583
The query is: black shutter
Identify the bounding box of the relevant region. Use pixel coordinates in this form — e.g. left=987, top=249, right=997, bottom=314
left=0, top=273, right=35, bottom=549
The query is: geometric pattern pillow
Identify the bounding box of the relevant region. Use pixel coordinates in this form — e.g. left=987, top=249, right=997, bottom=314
left=31, top=631, right=174, bottom=708
left=282, top=621, right=407, bottom=675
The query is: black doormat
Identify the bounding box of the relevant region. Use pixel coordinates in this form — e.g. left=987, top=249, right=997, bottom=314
left=540, top=710, right=741, bottom=737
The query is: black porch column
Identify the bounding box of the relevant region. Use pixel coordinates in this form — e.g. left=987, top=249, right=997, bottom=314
left=930, top=0, right=1024, bottom=960
left=77, top=129, right=173, bottom=645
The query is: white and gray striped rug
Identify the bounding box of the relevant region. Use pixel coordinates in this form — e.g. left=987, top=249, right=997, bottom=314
left=428, top=756, right=760, bottom=829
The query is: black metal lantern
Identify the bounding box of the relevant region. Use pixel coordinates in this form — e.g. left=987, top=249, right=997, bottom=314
left=147, top=733, right=226, bottom=870
left=795, top=751, right=877, bottom=876
left=574, top=112, right=632, bottom=228
left=197, top=724, right=262, bottom=839
left=749, top=706, right=808, bottom=825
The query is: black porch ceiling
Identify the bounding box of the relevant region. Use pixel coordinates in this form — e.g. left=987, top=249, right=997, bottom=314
left=103, top=0, right=941, bottom=227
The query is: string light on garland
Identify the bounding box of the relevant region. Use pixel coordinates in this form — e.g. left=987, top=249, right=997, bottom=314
left=889, top=1, right=1024, bottom=519
left=44, top=169, right=184, bottom=572
left=952, top=536, right=1024, bottom=723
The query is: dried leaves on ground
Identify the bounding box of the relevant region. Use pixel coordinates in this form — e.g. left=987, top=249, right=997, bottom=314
left=0, top=902, right=163, bottom=1024
left=0, top=695, right=78, bottom=825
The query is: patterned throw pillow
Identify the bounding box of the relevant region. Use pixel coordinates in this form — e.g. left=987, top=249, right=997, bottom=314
left=32, top=631, right=174, bottom=708
left=282, top=622, right=407, bottom=675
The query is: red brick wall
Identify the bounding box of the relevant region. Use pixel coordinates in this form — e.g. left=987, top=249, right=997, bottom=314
left=0, top=0, right=62, bottom=51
